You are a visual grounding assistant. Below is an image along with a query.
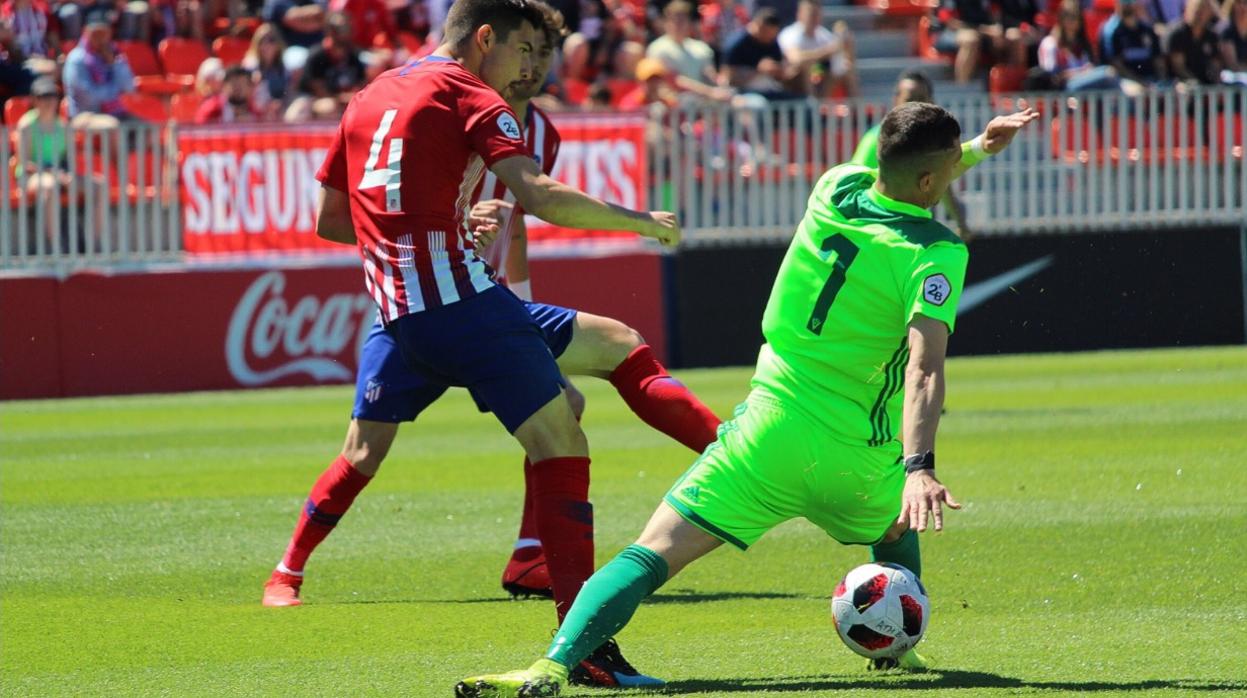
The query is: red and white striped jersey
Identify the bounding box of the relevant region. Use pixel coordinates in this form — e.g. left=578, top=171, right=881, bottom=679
left=473, top=103, right=561, bottom=282
left=316, top=56, right=530, bottom=322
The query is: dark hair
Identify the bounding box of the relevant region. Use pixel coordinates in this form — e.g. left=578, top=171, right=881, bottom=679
left=224, top=65, right=252, bottom=82
left=443, top=0, right=546, bottom=47
left=531, top=0, right=569, bottom=47
left=752, top=7, right=781, bottom=26
left=896, top=69, right=934, bottom=102
left=877, top=102, right=961, bottom=173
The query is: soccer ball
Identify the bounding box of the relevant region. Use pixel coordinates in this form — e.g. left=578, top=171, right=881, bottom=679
left=830, top=562, right=929, bottom=659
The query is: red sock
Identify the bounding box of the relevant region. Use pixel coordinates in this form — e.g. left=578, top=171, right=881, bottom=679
left=610, top=344, right=721, bottom=453
left=531, top=456, right=593, bottom=623
left=278, top=455, right=372, bottom=574
left=510, top=457, right=543, bottom=560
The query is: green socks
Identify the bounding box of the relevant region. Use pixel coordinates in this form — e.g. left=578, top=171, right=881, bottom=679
left=545, top=544, right=669, bottom=668
left=870, top=528, right=921, bottom=579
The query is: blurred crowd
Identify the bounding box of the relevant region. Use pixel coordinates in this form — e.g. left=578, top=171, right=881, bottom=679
left=0, top=0, right=865, bottom=126
left=1, top=0, right=1243, bottom=129
left=933, top=0, right=1247, bottom=92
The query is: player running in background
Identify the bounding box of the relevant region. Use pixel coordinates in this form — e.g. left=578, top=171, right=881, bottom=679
left=851, top=70, right=973, bottom=240
left=456, top=103, right=1040, bottom=697
left=261, top=0, right=714, bottom=687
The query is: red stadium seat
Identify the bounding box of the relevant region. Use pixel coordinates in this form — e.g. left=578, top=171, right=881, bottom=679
left=916, top=16, right=943, bottom=61
left=170, top=92, right=204, bottom=123
left=4, top=96, right=32, bottom=126
left=118, top=40, right=161, bottom=76
left=870, top=0, right=936, bottom=17
left=989, top=64, right=1028, bottom=94
left=120, top=92, right=170, bottom=123
left=159, top=37, right=211, bottom=82
left=212, top=36, right=251, bottom=66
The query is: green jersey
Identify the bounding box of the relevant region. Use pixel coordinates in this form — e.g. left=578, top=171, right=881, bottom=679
left=752, top=164, right=968, bottom=447
left=850, top=124, right=881, bottom=168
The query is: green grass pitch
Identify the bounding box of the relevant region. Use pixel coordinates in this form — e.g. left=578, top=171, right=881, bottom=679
left=3, top=346, right=1246, bottom=697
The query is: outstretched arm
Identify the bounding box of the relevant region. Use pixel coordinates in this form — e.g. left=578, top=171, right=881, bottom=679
left=952, top=108, right=1041, bottom=180
left=490, top=155, right=681, bottom=247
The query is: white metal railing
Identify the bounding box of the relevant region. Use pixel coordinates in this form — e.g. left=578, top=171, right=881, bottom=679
left=2, top=86, right=1244, bottom=271
left=650, top=86, right=1247, bottom=245
left=1, top=121, right=181, bottom=271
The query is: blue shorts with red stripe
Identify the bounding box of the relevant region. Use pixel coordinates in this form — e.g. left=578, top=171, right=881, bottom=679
left=353, top=285, right=577, bottom=433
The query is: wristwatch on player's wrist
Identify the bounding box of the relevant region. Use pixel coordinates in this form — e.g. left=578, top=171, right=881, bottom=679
left=903, top=451, right=936, bottom=474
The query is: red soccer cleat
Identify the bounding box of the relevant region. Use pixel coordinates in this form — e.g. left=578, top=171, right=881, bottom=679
left=262, top=570, right=303, bottom=607
left=501, top=548, right=553, bottom=599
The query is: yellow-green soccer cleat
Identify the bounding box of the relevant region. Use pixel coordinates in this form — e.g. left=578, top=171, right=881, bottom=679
left=866, top=648, right=931, bottom=671
left=455, top=658, right=568, bottom=698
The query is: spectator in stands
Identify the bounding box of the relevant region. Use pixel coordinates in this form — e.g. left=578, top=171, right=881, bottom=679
left=196, top=56, right=225, bottom=98
left=557, top=31, right=594, bottom=105
left=936, top=0, right=1003, bottom=83
left=1038, top=0, right=1123, bottom=90
left=285, top=10, right=362, bottom=119
left=1107, top=0, right=1168, bottom=86
left=613, top=39, right=644, bottom=81
left=0, top=24, right=36, bottom=97
left=302, top=10, right=364, bottom=93
left=646, top=1, right=733, bottom=102
left=999, top=0, right=1045, bottom=66
left=244, top=22, right=291, bottom=118
left=618, top=56, right=678, bottom=109
left=1168, top=0, right=1223, bottom=83
left=195, top=65, right=264, bottom=122
left=15, top=77, right=69, bottom=248
left=62, top=14, right=134, bottom=125
left=756, top=0, right=799, bottom=26
left=722, top=7, right=800, bottom=99
left=1221, top=0, right=1247, bottom=77
left=55, top=0, right=115, bottom=41
left=2, top=0, right=57, bottom=59
left=777, top=0, right=857, bottom=97
left=263, top=0, right=324, bottom=53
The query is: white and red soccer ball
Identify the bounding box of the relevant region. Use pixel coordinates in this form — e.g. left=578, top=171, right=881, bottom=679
left=831, top=563, right=929, bottom=659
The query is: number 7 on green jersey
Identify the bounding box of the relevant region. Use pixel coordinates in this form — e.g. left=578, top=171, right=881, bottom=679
left=807, top=233, right=860, bottom=335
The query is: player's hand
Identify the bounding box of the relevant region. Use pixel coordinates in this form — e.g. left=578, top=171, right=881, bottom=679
left=981, top=108, right=1041, bottom=155
left=467, top=212, right=501, bottom=248
left=898, top=470, right=961, bottom=533
left=471, top=199, right=512, bottom=226
left=642, top=211, right=681, bottom=248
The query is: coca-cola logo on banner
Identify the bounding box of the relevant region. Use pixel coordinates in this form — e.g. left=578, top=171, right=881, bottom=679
left=226, top=271, right=375, bottom=386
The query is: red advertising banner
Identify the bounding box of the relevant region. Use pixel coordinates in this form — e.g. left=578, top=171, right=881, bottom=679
left=179, top=124, right=341, bottom=255
left=177, top=114, right=650, bottom=255
left=0, top=254, right=665, bottom=399
left=527, top=113, right=650, bottom=243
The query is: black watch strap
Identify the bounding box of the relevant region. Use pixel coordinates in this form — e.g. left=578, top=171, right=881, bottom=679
left=903, top=451, right=936, bottom=474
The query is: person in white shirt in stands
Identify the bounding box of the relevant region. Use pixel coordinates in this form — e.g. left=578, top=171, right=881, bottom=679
left=778, top=0, right=857, bottom=97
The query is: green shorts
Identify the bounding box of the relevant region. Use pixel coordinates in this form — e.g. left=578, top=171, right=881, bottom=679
left=664, top=389, right=904, bottom=550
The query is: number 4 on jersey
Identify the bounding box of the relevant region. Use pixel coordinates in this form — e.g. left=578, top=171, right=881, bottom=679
left=359, top=108, right=404, bottom=213
left=807, top=233, right=860, bottom=335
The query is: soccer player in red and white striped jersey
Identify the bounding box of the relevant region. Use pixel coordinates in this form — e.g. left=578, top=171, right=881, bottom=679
left=263, top=0, right=718, bottom=687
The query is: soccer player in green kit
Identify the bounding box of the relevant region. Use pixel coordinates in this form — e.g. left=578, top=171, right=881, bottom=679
left=852, top=70, right=973, bottom=239
left=456, top=102, right=1040, bottom=697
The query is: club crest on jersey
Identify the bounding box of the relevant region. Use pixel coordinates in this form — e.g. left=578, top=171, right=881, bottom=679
left=497, top=113, right=521, bottom=140
left=364, top=379, right=384, bottom=403
left=923, top=274, right=951, bottom=306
